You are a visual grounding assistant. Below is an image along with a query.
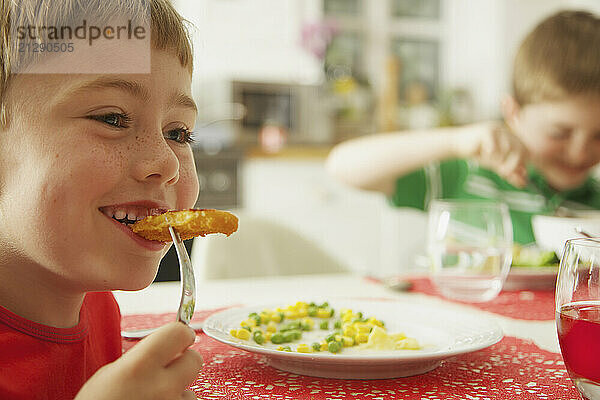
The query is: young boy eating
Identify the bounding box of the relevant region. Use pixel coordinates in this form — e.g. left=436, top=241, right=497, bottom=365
left=326, top=10, right=600, bottom=245
left=0, top=1, right=203, bottom=398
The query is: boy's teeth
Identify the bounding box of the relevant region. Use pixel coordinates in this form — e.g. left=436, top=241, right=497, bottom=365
left=101, top=206, right=167, bottom=222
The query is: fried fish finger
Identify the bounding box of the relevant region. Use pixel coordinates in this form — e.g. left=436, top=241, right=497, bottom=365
left=131, top=209, right=238, bottom=242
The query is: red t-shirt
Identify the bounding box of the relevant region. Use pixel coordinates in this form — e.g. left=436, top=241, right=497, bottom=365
left=0, top=292, right=122, bottom=400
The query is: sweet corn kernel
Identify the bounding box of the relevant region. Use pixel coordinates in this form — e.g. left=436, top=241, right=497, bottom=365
left=334, top=334, right=342, bottom=342
left=271, top=313, right=282, bottom=323
left=355, top=323, right=371, bottom=334
left=301, top=318, right=314, bottom=329
left=316, top=309, right=331, bottom=319
left=264, top=332, right=272, bottom=341
left=295, top=301, right=307, bottom=309
left=296, top=308, right=308, bottom=318
left=341, top=336, right=355, bottom=347
left=367, top=317, right=383, bottom=327
left=266, top=321, right=278, bottom=333
left=341, top=313, right=354, bottom=323
left=342, top=326, right=356, bottom=337
left=355, top=333, right=369, bottom=343
left=240, top=318, right=256, bottom=328
left=319, top=340, right=329, bottom=351
left=259, top=312, right=271, bottom=324
left=284, top=310, right=299, bottom=319
left=296, top=344, right=312, bottom=353
left=236, top=328, right=251, bottom=340
left=229, top=329, right=238, bottom=338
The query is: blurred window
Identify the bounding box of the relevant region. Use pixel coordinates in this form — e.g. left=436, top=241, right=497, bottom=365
left=391, top=0, right=440, bottom=19
left=323, top=0, right=361, bottom=17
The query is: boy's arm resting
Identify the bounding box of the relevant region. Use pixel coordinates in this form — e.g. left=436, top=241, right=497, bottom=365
left=325, top=121, right=528, bottom=195
left=75, top=322, right=202, bottom=400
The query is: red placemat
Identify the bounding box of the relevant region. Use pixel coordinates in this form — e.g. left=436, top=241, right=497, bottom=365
left=122, top=312, right=578, bottom=400
left=368, top=276, right=556, bottom=321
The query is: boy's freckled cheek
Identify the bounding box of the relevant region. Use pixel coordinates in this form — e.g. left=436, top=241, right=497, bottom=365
left=178, top=166, right=199, bottom=208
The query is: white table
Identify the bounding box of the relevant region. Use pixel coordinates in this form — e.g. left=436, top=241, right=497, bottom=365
left=114, top=273, right=559, bottom=353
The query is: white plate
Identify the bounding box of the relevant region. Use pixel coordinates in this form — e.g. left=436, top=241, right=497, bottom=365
left=203, top=299, right=503, bottom=379
left=505, top=266, right=558, bottom=291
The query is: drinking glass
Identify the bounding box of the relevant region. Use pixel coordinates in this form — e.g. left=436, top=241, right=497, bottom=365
left=427, top=200, right=513, bottom=302
left=556, top=238, right=600, bottom=400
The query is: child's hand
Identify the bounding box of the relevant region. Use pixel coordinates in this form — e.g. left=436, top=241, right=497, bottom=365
left=455, top=121, right=529, bottom=187
left=75, top=322, right=202, bottom=400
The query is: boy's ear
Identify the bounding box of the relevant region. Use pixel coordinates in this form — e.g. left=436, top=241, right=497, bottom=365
left=501, top=95, right=520, bottom=132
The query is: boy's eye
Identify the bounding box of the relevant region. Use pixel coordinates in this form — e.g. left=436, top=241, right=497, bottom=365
left=164, top=127, right=194, bottom=144
left=88, top=112, right=132, bottom=129
left=548, top=130, right=571, bottom=140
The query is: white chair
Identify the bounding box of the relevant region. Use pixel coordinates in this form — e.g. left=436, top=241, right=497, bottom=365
left=190, top=213, right=348, bottom=280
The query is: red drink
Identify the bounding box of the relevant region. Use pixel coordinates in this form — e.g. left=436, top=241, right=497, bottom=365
left=557, top=302, right=600, bottom=399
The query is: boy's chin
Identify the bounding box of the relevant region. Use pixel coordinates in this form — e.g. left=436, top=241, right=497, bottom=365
left=109, top=263, right=160, bottom=291
left=115, top=279, right=156, bottom=292
left=544, top=172, right=587, bottom=191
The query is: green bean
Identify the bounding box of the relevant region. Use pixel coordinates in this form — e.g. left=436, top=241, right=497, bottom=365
left=319, top=320, right=329, bottom=330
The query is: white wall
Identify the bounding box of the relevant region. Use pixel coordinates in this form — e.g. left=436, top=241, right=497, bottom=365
left=442, top=0, right=504, bottom=119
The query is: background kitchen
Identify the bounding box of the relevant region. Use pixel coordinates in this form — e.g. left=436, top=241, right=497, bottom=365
left=156, top=0, right=600, bottom=281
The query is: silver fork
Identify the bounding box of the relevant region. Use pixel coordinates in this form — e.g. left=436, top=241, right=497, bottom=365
left=169, top=225, right=196, bottom=325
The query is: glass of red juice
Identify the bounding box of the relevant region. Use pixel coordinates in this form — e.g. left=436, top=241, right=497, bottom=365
left=556, top=238, right=600, bottom=400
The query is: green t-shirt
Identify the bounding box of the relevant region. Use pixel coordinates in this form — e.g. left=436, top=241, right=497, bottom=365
left=390, top=159, right=600, bottom=244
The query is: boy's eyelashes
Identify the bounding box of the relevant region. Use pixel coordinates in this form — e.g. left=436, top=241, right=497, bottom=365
left=87, top=112, right=132, bottom=129
left=86, top=112, right=195, bottom=145
left=547, top=130, right=571, bottom=140
left=165, top=127, right=195, bottom=145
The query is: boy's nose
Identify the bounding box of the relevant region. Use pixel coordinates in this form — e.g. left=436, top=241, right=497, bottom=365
left=132, top=134, right=180, bottom=186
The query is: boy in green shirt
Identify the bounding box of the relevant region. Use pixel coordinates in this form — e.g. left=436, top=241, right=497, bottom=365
left=326, top=10, right=600, bottom=245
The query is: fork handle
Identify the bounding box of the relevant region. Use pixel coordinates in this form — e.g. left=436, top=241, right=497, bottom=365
left=168, top=226, right=196, bottom=325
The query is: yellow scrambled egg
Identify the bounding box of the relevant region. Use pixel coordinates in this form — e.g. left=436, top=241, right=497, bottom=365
left=359, top=326, right=421, bottom=350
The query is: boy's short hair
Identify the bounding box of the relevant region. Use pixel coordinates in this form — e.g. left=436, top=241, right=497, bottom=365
left=0, top=0, right=193, bottom=125
left=512, top=10, right=600, bottom=106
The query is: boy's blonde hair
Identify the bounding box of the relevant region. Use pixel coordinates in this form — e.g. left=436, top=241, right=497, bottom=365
left=512, top=10, right=600, bottom=106
left=0, top=0, right=193, bottom=125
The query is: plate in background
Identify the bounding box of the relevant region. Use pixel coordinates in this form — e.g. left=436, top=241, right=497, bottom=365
left=505, top=266, right=558, bottom=291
